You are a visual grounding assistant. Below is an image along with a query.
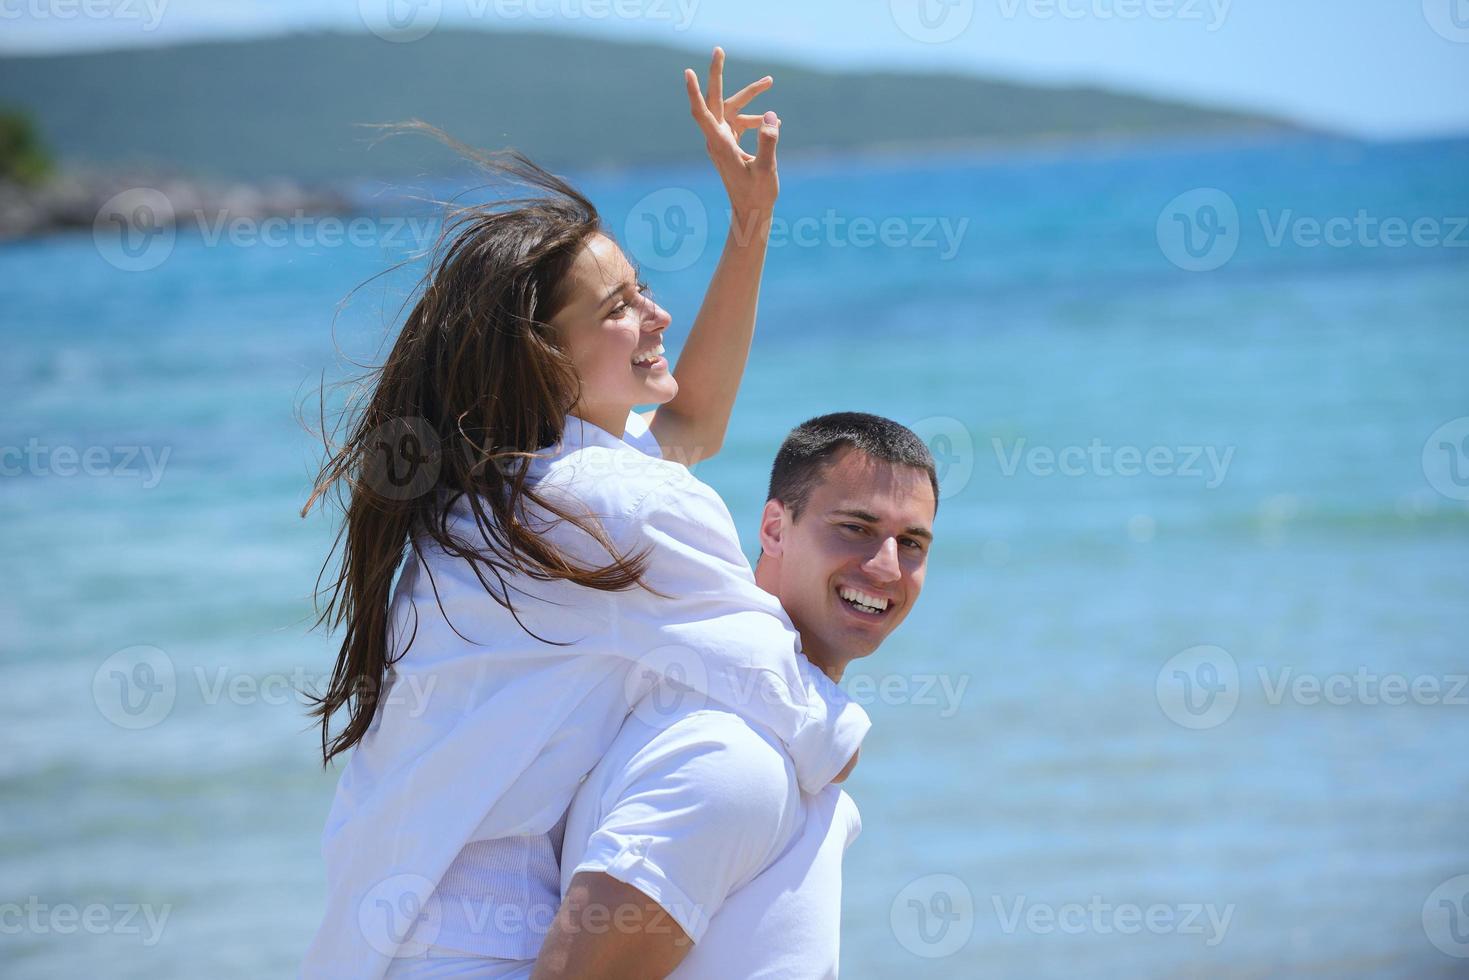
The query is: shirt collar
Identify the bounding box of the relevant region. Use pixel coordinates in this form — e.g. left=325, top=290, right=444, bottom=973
left=555, top=414, right=628, bottom=455
left=767, top=591, right=804, bottom=654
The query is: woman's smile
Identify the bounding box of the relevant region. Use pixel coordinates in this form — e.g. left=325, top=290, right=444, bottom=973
left=632, top=342, right=667, bottom=370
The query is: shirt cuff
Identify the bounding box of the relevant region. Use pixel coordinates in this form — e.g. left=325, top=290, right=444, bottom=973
left=571, top=835, right=713, bottom=944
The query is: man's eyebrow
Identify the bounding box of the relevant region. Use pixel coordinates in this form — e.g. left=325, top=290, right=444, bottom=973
left=831, top=508, right=933, bottom=541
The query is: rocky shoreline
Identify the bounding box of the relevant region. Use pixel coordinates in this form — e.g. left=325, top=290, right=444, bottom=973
left=0, top=171, right=354, bottom=241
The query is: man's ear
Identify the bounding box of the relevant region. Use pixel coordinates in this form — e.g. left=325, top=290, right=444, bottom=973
left=758, top=499, right=787, bottom=558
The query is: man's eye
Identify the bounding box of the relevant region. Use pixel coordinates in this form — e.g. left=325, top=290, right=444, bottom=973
left=841, top=523, right=866, bottom=534
left=608, top=302, right=628, bottom=319
left=902, top=537, right=925, bottom=551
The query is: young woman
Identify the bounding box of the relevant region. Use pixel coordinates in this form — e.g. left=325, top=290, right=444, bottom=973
left=301, top=51, right=868, bottom=979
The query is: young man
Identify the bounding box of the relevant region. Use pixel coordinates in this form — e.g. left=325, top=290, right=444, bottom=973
left=534, top=412, right=940, bottom=979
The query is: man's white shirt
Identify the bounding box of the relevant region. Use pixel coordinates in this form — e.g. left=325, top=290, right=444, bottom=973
left=561, top=690, right=861, bottom=979
left=303, top=412, right=869, bottom=978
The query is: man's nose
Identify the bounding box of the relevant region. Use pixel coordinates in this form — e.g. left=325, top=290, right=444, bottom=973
left=863, top=537, right=901, bottom=583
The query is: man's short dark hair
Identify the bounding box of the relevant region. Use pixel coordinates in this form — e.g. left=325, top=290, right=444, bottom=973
left=766, top=412, right=940, bottom=520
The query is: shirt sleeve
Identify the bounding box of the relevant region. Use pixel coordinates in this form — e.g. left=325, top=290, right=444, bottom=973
left=569, top=709, right=800, bottom=942
left=608, top=473, right=871, bottom=795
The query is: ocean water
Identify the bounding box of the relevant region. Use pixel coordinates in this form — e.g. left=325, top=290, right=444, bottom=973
left=2, top=134, right=1467, bottom=978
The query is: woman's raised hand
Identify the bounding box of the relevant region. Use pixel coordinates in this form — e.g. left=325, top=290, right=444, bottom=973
left=684, top=47, right=780, bottom=215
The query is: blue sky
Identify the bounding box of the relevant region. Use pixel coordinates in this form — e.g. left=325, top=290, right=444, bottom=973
left=2, top=0, right=1467, bottom=138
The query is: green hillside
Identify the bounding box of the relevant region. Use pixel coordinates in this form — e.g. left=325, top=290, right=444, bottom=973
left=0, top=29, right=1298, bottom=179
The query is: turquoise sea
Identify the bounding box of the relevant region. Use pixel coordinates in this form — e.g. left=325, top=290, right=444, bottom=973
left=3, top=134, right=1467, bottom=978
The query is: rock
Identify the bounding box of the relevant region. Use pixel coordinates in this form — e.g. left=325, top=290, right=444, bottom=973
left=0, top=170, right=355, bottom=241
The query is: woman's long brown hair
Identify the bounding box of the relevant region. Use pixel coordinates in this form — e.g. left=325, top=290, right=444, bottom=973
left=303, top=126, right=651, bottom=767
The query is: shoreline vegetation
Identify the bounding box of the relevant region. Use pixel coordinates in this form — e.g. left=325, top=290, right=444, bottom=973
left=0, top=128, right=1272, bottom=243
left=0, top=109, right=353, bottom=241
left=0, top=29, right=1312, bottom=240
left=0, top=29, right=1300, bottom=174
left=1, top=126, right=1313, bottom=244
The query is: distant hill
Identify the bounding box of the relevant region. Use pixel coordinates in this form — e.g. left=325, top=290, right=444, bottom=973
left=0, top=30, right=1300, bottom=180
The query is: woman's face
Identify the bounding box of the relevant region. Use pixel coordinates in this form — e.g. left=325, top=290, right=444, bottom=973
left=551, top=233, right=676, bottom=434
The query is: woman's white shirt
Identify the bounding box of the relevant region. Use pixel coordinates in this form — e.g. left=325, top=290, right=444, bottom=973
left=301, top=411, right=869, bottom=979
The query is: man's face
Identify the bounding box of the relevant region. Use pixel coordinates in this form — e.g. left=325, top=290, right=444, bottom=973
left=758, top=447, right=936, bottom=673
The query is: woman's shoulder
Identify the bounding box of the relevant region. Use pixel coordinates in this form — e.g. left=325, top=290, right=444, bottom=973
left=535, top=442, right=710, bottom=525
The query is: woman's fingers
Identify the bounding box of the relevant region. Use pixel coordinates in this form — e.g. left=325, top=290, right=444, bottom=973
left=705, top=47, right=725, bottom=122
left=685, top=68, right=722, bottom=138
left=724, top=75, right=773, bottom=114
left=684, top=68, right=708, bottom=119
left=754, top=111, right=780, bottom=174
left=687, top=55, right=778, bottom=173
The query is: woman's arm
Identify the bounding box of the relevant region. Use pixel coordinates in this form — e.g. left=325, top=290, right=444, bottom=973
left=647, top=48, right=781, bottom=466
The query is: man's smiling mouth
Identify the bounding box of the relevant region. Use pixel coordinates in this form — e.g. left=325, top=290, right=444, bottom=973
left=838, top=585, right=890, bottom=616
